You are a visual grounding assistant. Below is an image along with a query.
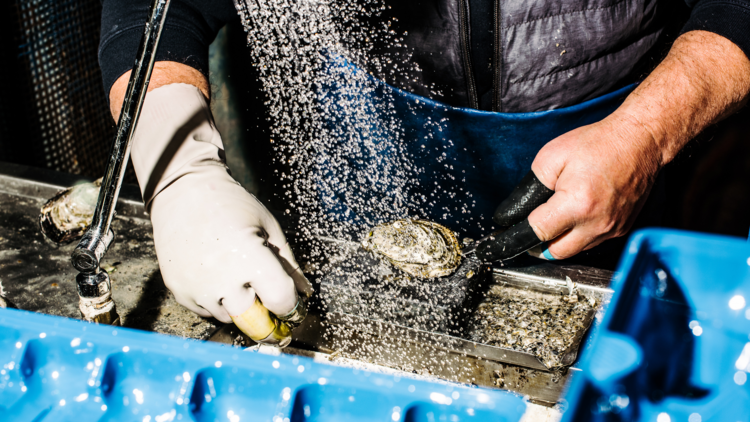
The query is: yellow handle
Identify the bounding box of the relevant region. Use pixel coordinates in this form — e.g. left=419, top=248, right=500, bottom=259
left=230, top=296, right=291, bottom=346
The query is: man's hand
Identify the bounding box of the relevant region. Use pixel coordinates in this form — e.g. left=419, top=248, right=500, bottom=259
left=477, top=30, right=750, bottom=261
left=526, top=112, right=661, bottom=259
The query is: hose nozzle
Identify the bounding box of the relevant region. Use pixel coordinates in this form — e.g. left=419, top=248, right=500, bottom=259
left=77, top=271, right=120, bottom=325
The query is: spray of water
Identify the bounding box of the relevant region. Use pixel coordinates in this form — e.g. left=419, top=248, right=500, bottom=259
left=234, top=0, right=476, bottom=381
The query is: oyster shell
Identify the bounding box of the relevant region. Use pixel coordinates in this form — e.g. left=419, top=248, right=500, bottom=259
left=362, top=219, right=461, bottom=278
left=39, top=178, right=101, bottom=244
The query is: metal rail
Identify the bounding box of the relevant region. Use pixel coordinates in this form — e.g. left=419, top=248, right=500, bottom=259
left=72, top=0, right=170, bottom=274
left=70, top=0, right=171, bottom=323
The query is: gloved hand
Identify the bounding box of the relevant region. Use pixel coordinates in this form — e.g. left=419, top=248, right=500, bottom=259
left=130, top=83, right=313, bottom=345
left=475, top=171, right=553, bottom=262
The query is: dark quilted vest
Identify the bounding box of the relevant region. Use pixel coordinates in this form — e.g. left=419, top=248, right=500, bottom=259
left=374, top=0, right=687, bottom=112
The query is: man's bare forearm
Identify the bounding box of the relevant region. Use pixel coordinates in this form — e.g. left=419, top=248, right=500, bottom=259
left=616, top=30, right=750, bottom=167
left=516, top=29, right=750, bottom=260
left=109, top=61, right=210, bottom=121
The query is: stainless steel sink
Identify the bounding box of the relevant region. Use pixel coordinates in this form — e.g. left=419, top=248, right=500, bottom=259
left=0, top=161, right=614, bottom=406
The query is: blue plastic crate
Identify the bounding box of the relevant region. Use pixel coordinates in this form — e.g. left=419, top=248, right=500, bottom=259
left=562, top=229, right=750, bottom=421
left=0, top=307, right=525, bottom=422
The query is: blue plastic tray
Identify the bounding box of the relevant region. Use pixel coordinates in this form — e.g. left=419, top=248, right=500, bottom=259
left=562, top=229, right=750, bottom=421
left=0, top=307, right=525, bottom=422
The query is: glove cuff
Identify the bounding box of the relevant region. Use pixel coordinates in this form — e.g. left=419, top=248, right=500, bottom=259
left=130, top=83, right=226, bottom=207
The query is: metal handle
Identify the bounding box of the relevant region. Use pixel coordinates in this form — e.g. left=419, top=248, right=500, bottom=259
left=72, top=0, right=171, bottom=273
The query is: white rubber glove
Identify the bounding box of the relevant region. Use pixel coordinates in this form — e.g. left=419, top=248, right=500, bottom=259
left=130, top=83, right=312, bottom=345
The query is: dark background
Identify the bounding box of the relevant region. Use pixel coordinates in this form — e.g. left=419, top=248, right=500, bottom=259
left=0, top=0, right=113, bottom=177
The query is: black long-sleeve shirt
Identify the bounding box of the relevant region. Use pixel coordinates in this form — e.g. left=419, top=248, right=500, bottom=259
left=99, top=0, right=750, bottom=107
left=99, top=0, right=236, bottom=99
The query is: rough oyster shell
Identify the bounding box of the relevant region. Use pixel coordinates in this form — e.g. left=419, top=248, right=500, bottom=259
left=362, top=219, right=461, bottom=278
left=39, top=178, right=101, bottom=244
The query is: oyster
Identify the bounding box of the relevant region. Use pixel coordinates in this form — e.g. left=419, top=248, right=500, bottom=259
left=362, top=219, right=461, bottom=278
left=39, top=178, right=101, bottom=244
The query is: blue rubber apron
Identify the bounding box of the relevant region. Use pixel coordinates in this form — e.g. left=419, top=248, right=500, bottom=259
left=317, top=56, right=636, bottom=240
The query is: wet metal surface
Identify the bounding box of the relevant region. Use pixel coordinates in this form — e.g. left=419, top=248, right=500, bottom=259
left=0, top=161, right=217, bottom=338
left=308, top=239, right=610, bottom=371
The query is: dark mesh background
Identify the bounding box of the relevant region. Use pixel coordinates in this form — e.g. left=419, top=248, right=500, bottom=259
left=0, top=0, right=118, bottom=179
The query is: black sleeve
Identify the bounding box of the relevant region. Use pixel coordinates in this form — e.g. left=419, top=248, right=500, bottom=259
left=682, top=0, right=750, bottom=60
left=99, top=0, right=237, bottom=101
